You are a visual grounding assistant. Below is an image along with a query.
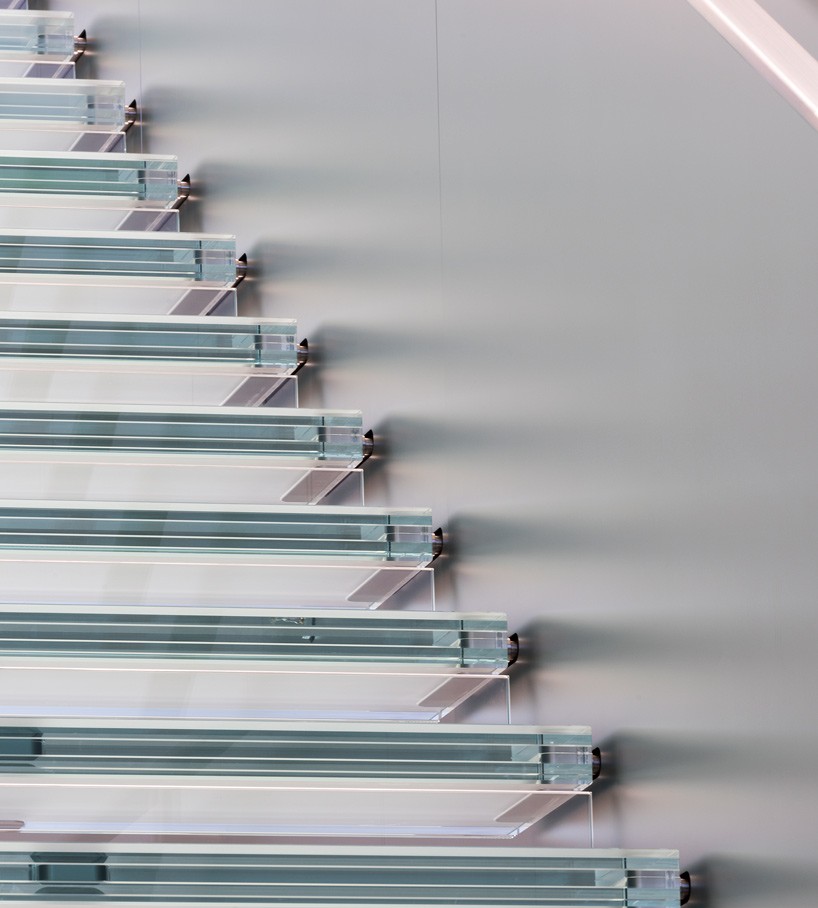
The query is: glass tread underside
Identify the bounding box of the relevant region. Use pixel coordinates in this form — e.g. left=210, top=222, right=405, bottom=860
left=0, top=314, right=297, bottom=367
left=0, top=609, right=508, bottom=667
left=0, top=231, right=236, bottom=282
left=0, top=846, right=682, bottom=908
left=0, top=152, right=177, bottom=201
left=0, top=502, right=433, bottom=561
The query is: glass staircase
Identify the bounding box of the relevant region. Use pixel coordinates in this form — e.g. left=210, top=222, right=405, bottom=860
left=0, top=5, right=686, bottom=908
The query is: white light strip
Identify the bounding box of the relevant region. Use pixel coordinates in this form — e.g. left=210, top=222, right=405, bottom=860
left=688, top=0, right=818, bottom=129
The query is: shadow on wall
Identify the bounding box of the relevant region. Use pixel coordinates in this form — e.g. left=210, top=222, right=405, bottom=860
left=682, top=855, right=818, bottom=908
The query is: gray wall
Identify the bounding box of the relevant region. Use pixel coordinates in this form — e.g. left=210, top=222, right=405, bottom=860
left=47, top=1, right=818, bottom=904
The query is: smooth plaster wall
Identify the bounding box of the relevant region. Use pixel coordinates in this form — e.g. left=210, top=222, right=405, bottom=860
left=43, top=1, right=818, bottom=905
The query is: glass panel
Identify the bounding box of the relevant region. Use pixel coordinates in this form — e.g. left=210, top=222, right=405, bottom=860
left=0, top=78, right=124, bottom=127
left=0, top=844, right=682, bottom=906
left=0, top=659, right=506, bottom=723
left=0, top=278, right=238, bottom=316
left=0, top=555, right=435, bottom=609
left=0, top=11, right=75, bottom=57
left=0, top=502, right=433, bottom=562
left=0, top=607, right=508, bottom=668
left=0, top=151, right=178, bottom=202
left=0, top=718, right=592, bottom=784
left=0, top=313, right=297, bottom=367
left=0, top=230, right=236, bottom=283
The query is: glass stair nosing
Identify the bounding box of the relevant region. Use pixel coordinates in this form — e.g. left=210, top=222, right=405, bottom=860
left=0, top=228, right=237, bottom=284
left=0, top=717, right=593, bottom=787
left=0, top=77, right=125, bottom=130
left=0, top=151, right=178, bottom=203
left=0, top=311, right=299, bottom=370
left=0, top=499, right=434, bottom=564
left=0, top=844, right=683, bottom=908
left=0, top=401, right=364, bottom=462
left=0, top=605, right=510, bottom=670
left=0, top=11, right=76, bottom=59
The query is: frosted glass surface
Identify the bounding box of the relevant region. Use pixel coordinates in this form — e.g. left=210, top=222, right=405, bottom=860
left=0, top=313, right=297, bottom=367
left=0, top=230, right=236, bottom=283
left=0, top=554, right=434, bottom=609
left=0, top=278, right=238, bottom=316
left=0, top=844, right=682, bottom=906
left=0, top=657, right=506, bottom=722
left=0, top=607, right=507, bottom=668
left=0, top=152, right=177, bottom=201
left=0, top=78, right=124, bottom=127
left=0, top=454, right=357, bottom=506
left=0, top=361, right=297, bottom=407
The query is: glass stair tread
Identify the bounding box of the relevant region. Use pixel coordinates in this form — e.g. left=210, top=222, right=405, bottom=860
left=0, top=229, right=237, bottom=284
left=0, top=11, right=75, bottom=59
left=0, top=844, right=682, bottom=904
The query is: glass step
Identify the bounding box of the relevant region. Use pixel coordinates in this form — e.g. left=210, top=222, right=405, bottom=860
left=0, top=311, right=300, bottom=403
left=0, top=230, right=237, bottom=283
left=0, top=11, right=75, bottom=58
left=0, top=721, right=591, bottom=838
left=0, top=608, right=508, bottom=722
left=0, top=501, right=433, bottom=561
left=0, top=279, right=238, bottom=316
left=0, top=77, right=124, bottom=127
left=0, top=844, right=682, bottom=905
left=0, top=312, right=297, bottom=368
left=0, top=607, right=509, bottom=669
left=0, top=151, right=178, bottom=202
left=0, top=405, right=364, bottom=504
